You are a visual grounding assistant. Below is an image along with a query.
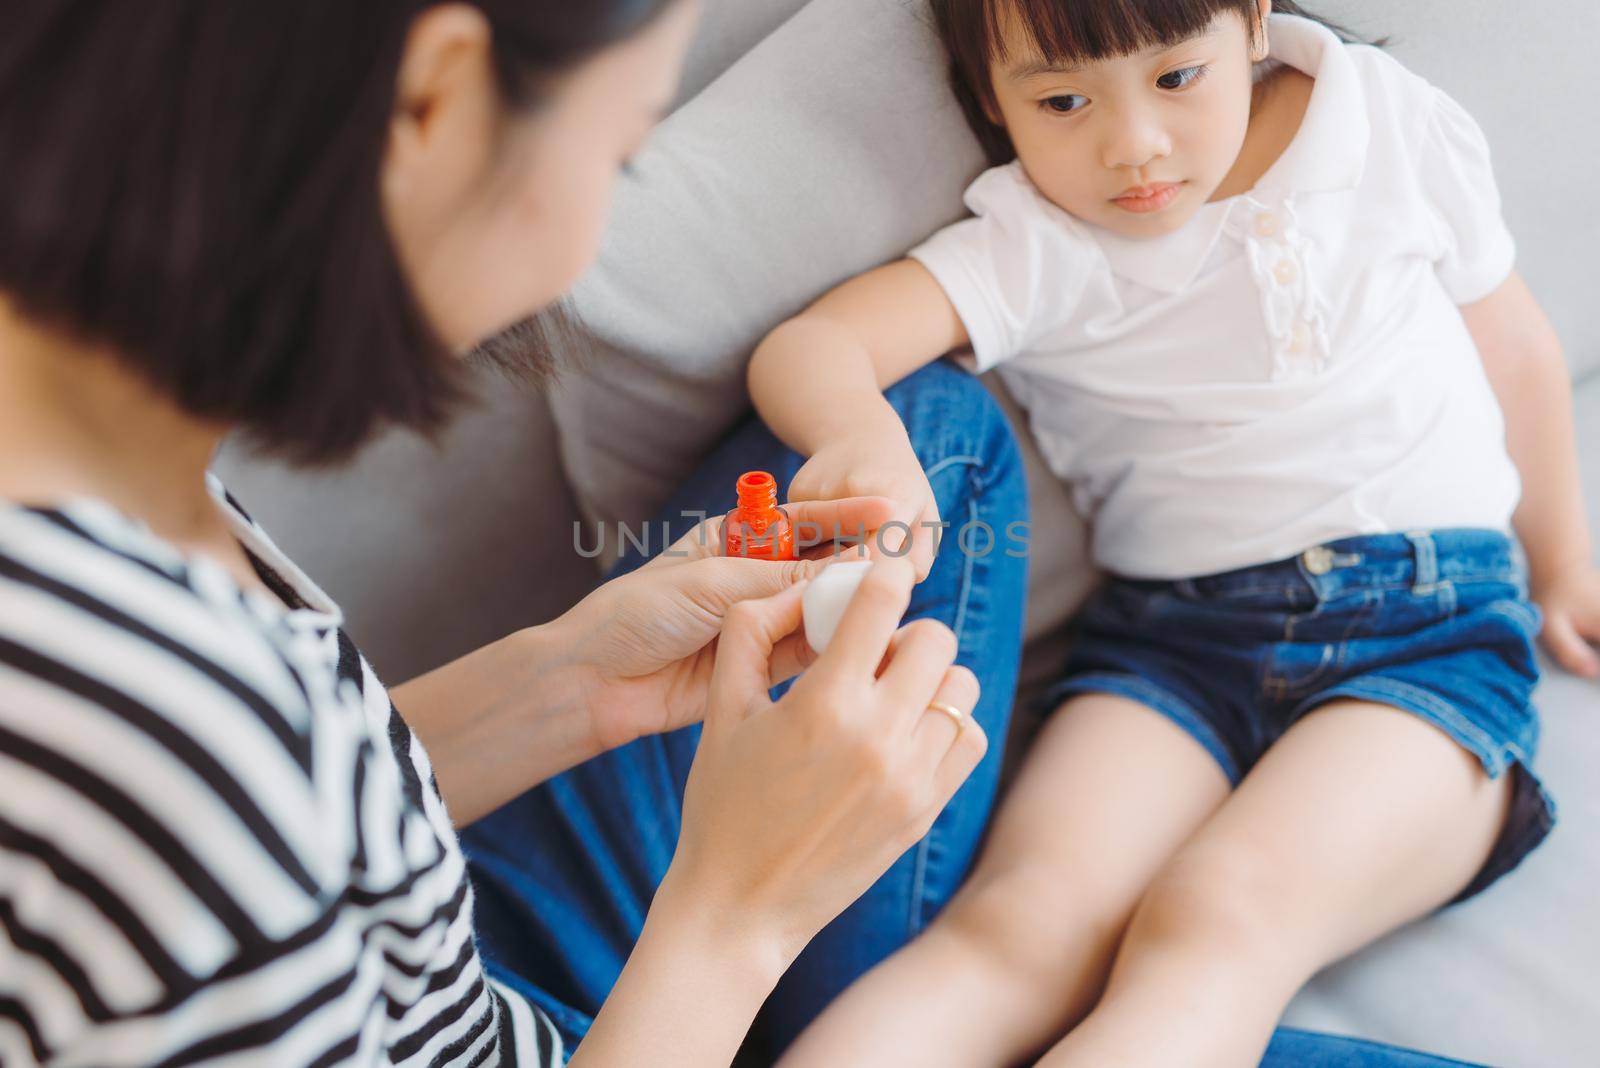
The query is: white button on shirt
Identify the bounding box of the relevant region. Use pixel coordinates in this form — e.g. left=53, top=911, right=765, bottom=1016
left=909, top=15, right=1522, bottom=580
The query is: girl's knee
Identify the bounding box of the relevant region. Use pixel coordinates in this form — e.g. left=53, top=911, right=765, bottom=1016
left=936, top=861, right=1138, bottom=989
left=1129, top=841, right=1293, bottom=962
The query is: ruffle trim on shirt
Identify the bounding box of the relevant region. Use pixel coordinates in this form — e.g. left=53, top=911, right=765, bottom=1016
left=1229, top=193, right=1333, bottom=380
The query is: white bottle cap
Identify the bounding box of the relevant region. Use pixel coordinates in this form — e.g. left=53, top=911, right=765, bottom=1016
left=803, top=560, right=875, bottom=654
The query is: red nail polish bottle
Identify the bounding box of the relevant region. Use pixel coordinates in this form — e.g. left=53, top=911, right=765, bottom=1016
left=725, top=471, right=796, bottom=561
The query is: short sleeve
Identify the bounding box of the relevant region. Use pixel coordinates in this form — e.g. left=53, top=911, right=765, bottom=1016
left=1416, top=88, right=1517, bottom=304
left=908, top=163, right=1093, bottom=372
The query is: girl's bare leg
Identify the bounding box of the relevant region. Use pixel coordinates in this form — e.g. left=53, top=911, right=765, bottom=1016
left=777, top=694, right=1231, bottom=1068
left=1039, top=700, right=1514, bottom=1068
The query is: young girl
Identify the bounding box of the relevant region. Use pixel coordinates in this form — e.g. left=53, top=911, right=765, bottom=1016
left=746, top=1, right=1600, bottom=1064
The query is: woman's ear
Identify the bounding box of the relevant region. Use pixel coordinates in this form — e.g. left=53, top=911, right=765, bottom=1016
left=383, top=4, right=498, bottom=212
left=1250, top=0, right=1273, bottom=62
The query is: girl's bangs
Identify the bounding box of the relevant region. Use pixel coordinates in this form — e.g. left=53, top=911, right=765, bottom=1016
left=985, top=0, right=1254, bottom=67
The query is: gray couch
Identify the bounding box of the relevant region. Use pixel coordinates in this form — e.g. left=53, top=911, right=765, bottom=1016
left=216, top=2, right=1599, bottom=1064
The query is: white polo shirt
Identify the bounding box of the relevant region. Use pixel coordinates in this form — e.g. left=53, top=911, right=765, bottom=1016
left=910, top=14, right=1521, bottom=580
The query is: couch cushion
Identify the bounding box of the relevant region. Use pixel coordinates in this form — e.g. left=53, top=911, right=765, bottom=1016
left=1281, top=373, right=1600, bottom=1066
left=675, top=0, right=811, bottom=108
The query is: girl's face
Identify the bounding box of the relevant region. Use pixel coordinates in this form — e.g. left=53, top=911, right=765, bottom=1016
left=988, top=0, right=1270, bottom=239
left=382, top=1, right=700, bottom=355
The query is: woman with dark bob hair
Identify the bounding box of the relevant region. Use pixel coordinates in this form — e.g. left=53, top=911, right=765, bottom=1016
left=0, top=1, right=1021, bottom=1064
left=0, top=1, right=1488, bottom=1065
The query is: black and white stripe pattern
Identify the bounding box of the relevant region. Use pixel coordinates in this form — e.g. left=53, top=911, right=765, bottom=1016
left=0, top=482, right=562, bottom=1066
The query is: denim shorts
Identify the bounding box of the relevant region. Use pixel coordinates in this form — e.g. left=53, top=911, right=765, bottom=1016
left=1040, top=528, right=1557, bottom=903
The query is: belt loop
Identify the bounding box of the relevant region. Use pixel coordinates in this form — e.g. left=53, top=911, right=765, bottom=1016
left=1405, top=530, right=1439, bottom=592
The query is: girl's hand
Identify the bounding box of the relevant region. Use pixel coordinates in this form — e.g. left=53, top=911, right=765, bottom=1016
left=660, top=556, right=987, bottom=965
left=562, top=497, right=898, bottom=751
left=1535, top=562, right=1600, bottom=679
left=788, top=429, right=942, bottom=581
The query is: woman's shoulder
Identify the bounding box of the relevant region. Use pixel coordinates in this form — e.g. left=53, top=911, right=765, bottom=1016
left=0, top=491, right=499, bottom=1066
left=0, top=493, right=393, bottom=1038
left=0, top=494, right=345, bottom=964
left=0, top=494, right=323, bottom=742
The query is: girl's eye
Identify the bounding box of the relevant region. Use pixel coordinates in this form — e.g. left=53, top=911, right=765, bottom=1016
left=1042, top=94, right=1089, bottom=115
left=1156, top=64, right=1209, bottom=91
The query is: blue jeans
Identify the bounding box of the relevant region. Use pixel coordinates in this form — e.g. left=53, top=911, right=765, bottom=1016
left=461, top=361, right=1488, bottom=1067
left=1261, top=1031, right=1488, bottom=1067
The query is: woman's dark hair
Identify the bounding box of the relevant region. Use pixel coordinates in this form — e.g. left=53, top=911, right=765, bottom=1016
left=931, top=0, right=1383, bottom=166
left=0, top=0, right=678, bottom=464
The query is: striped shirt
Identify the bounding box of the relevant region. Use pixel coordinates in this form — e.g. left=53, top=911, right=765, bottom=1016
left=0, top=477, right=562, bottom=1066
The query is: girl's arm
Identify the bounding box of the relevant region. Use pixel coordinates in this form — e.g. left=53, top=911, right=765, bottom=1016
left=1464, top=272, right=1600, bottom=677
left=748, top=259, right=968, bottom=458
left=748, top=261, right=970, bottom=576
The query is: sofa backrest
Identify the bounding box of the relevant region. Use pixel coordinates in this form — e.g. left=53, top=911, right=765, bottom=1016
left=676, top=0, right=812, bottom=107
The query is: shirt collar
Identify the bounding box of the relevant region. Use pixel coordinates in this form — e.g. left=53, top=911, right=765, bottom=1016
left=1254, top=14, right=1371, bottom=196
left=206, top=472, right=343, bottom=622
left=1088, top=14, right=1371, bottom=295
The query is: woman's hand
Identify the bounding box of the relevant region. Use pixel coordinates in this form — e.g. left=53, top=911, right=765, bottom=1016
left=660, top=555, right=986, bottom=963
left=570, top=557, right=985, bottom=1068
left=788, top=427, right=942, bottom=581
left=563, top=496, right=898, bottom=751
left=1535, top=561, right=1600, bottom=679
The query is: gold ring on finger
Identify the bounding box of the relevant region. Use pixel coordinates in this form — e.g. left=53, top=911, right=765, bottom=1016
left=925, top=701, right=966, bottom=729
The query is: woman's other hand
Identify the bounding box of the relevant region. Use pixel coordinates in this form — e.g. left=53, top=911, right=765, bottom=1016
left=661, top=556, right=986, bottom=965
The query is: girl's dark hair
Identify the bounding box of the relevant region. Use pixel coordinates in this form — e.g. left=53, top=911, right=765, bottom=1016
left=0, top=0, right=678, bottom=464
left=931, top=0, right=1382, bottom=166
